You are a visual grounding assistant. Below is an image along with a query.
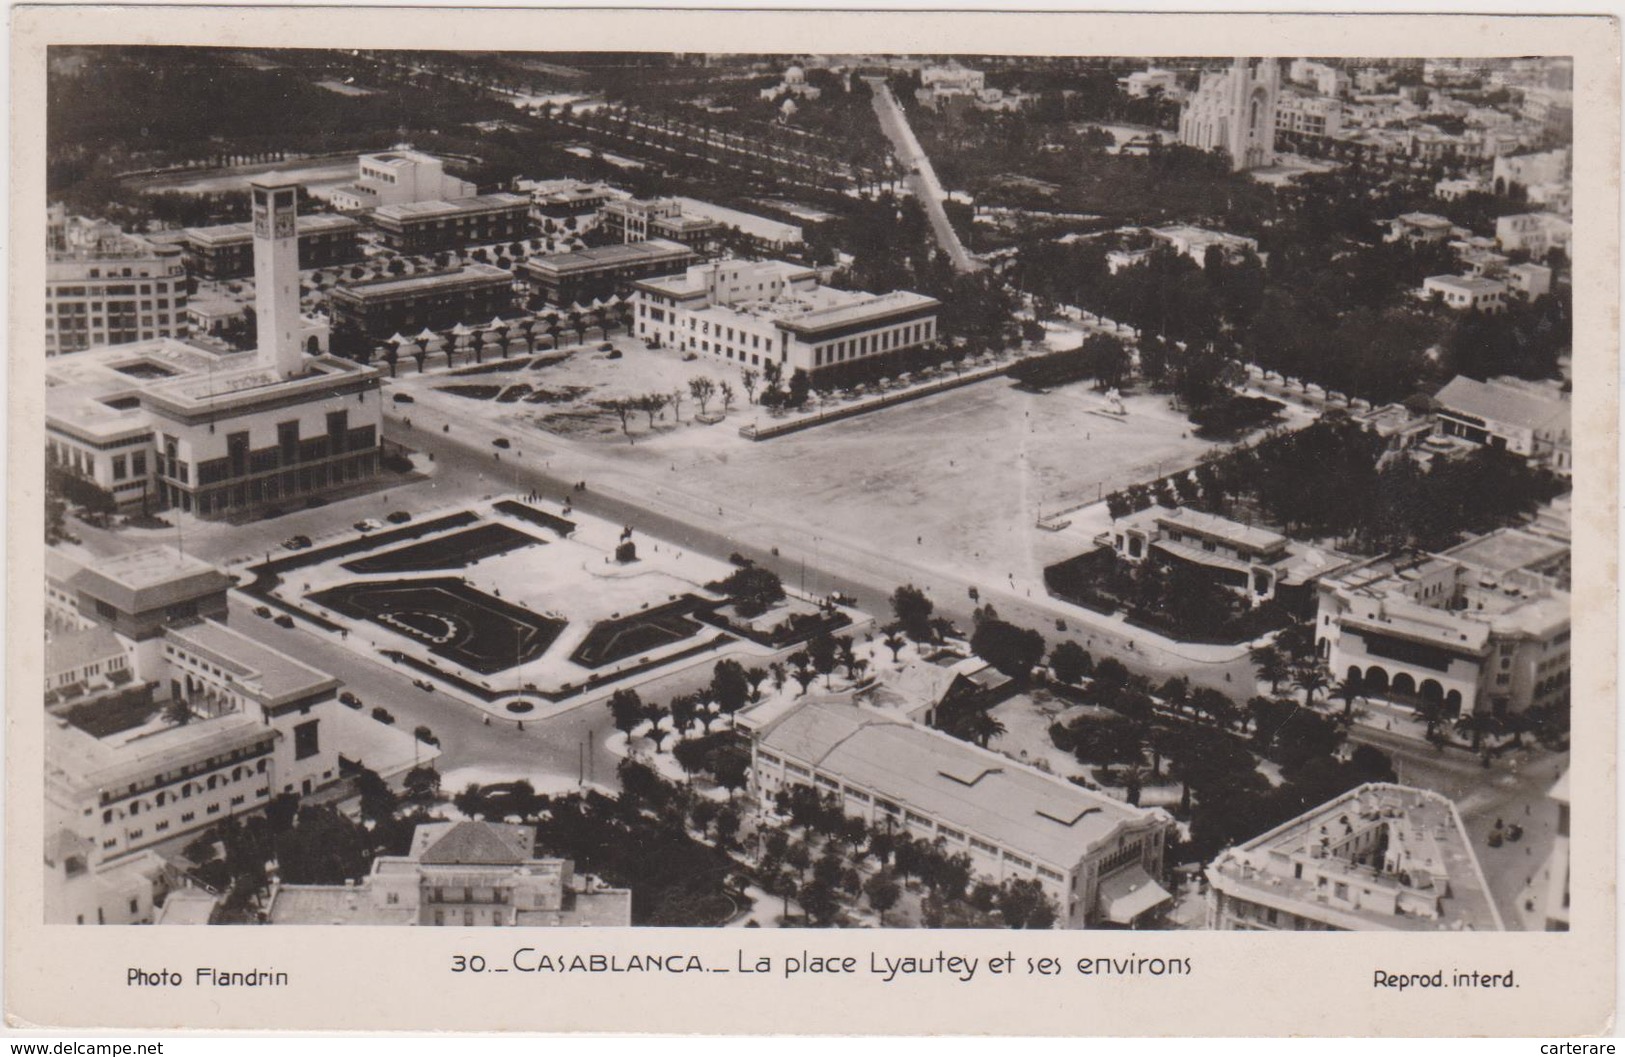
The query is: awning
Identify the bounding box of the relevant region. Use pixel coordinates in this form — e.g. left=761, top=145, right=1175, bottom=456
left=1097, top=866, right=1172, bottom=925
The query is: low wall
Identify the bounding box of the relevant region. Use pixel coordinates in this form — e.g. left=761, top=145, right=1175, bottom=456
left=739, top=364, right=1007, bottom=441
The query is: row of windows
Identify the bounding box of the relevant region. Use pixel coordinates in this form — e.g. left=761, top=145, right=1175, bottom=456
left=811, top=320, right=933, bottom=367
left=103, top=759, right=271, bottom=821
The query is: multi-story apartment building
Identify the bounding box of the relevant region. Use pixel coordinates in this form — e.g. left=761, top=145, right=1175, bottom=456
left=370, top=193, right=531, bottom=254
left=1314, top=532, right=1570, bottom=721
left=1290, top=59, right=1350, bottom=97
left=523, top=239, right=699, bottom=308
left=42, top=544, right=436, bottom=924
left=45, top=175, right=384, bottom=519
left=329, top=263, right=515, bottom=341
left=44, top=549, right=346, bottom=856
left=1276, top=91, right=1344, bottom=139
left=632, top=258, right=939, bottom=381
left=598, top=197, right=720, bottom=252
left=1433, top=374, right=1571, bottom=473
left=329, top=148, right=477, bottom=213
left=179, top=214, right=362, bottom=280
left=46, top=206, right=189, bottom=355
left=1206, top=783, right=1504, bottom=932
left=744, top=696, right=1176, bottom=928
left=265, top=821, right=632, bottom=926
left=1495, top=212, right=1573, bottom=257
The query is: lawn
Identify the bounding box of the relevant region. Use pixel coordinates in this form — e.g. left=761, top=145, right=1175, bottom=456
left=570, top=597, right=707, bottom=669
left=310, top=577, right=566, bottom=675
left=342, top=523, right=545, bottom=574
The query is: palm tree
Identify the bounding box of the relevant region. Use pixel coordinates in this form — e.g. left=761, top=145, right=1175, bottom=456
left=1291, top=663, right=1331, bottom=708
left=1250, top=644, right=1290, bottom=693
left=1454, top=712, right=1491, bottom=751
left=1332, top=675, right=1363, bottom=720
left=882, top=624, right=908, bottom=664
left=954, top=708, right=1006, bottom=749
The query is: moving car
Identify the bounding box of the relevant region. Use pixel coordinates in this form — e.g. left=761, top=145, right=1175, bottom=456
left=353, top=519, right=382, bottom=532
left=282, top=535, right=313, bottom=550
left=413, top=678, right=435, bottom=692
left=273, top=614, right=295, bottom=629
left=386, top=511, right=413, bottom=524
left=492, top=437, right=511, bottom=449
left=392, top=393, right=415, bottom=404
left=339, top=691, right=363, bottom=708
left=254, top=605, right=272, bottom=619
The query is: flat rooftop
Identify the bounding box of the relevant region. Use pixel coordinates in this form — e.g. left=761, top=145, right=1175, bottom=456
left=373, top=193, right=529, bottom=222
left=1434, top=375, right=1569, bottom=434
left=1425, top=274, right=1507, bottom=294
left=755, top=697, right=1159, bottom=869
left=774, top=289, right=939, bottom=336
left=1442, top=527, right=1569, bottom=578
left=185, top=214, right=360, bottom=246
left=1208, top=783, right=1504, bottom=931
left=47, top=708, right=273, bottom=799
left=525, top=238, right=694, bottom=278
left=333, top=263, right=513, bottom=301
left=165, top=619, right=339, bottom=707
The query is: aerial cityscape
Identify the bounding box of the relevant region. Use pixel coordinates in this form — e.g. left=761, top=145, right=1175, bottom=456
left=41, top=48, right=1572, bottom=932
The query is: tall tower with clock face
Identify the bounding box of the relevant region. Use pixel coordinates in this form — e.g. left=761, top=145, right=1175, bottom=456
left=250, top=175, right=304, bottom=378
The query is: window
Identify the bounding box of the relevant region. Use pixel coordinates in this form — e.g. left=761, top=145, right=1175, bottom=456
left=294, top=719, right=320, bottom=761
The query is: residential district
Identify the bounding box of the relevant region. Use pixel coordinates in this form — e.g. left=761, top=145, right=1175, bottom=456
left=42, top=50, right=1572, bottom=931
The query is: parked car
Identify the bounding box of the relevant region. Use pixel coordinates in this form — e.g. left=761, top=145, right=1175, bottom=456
left=253, top=605, right=272, bottom=619
left=353, top=519, right=382, bottom=532
left=339, top=691, right=363, bottom=709
left=304, top=496, right=328, bottom=509
left=392, top=392, right=415, bottom=404
left=829, top=592, right=857, bottom=607
left=371, top=706, right=396, bottom=725
left=386, top=510, right=413, bottom=524
left=413, top=678, right=435, bottom=692
left=283, top=535, right=313, bottom=550
left=597, top=342, right=614, bottom=352
left=492, top=437, right=511, bottom=449
left=273, top=614, right=295, bottom=629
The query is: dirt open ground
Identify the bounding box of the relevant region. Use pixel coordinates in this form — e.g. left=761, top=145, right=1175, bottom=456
left=402, top=345, right=1230, bottom=589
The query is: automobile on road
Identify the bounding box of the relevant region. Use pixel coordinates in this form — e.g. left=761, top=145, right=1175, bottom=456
left=386, top=511, right=413, bottom=524
left=254, top=605, right=272, bottom=618
left=353, top=519, right=382, bottom=532
left=273, top=614, right=295, bottom=629
left=282, top=535, right=313, bottom=550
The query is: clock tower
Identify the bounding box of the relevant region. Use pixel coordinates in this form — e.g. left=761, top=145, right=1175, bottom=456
left=250, top=175, right=304, bottom=379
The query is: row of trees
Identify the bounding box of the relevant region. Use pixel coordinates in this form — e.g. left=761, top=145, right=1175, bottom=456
left=764, top=783, right=1058, bottom=928
left=178, top=764, right=442, bottom=922
left=1102, top=417, right=1567, bottom=555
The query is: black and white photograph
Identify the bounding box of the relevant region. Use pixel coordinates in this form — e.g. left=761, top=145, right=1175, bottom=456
left=32, top=41, right=1587, bottom=939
